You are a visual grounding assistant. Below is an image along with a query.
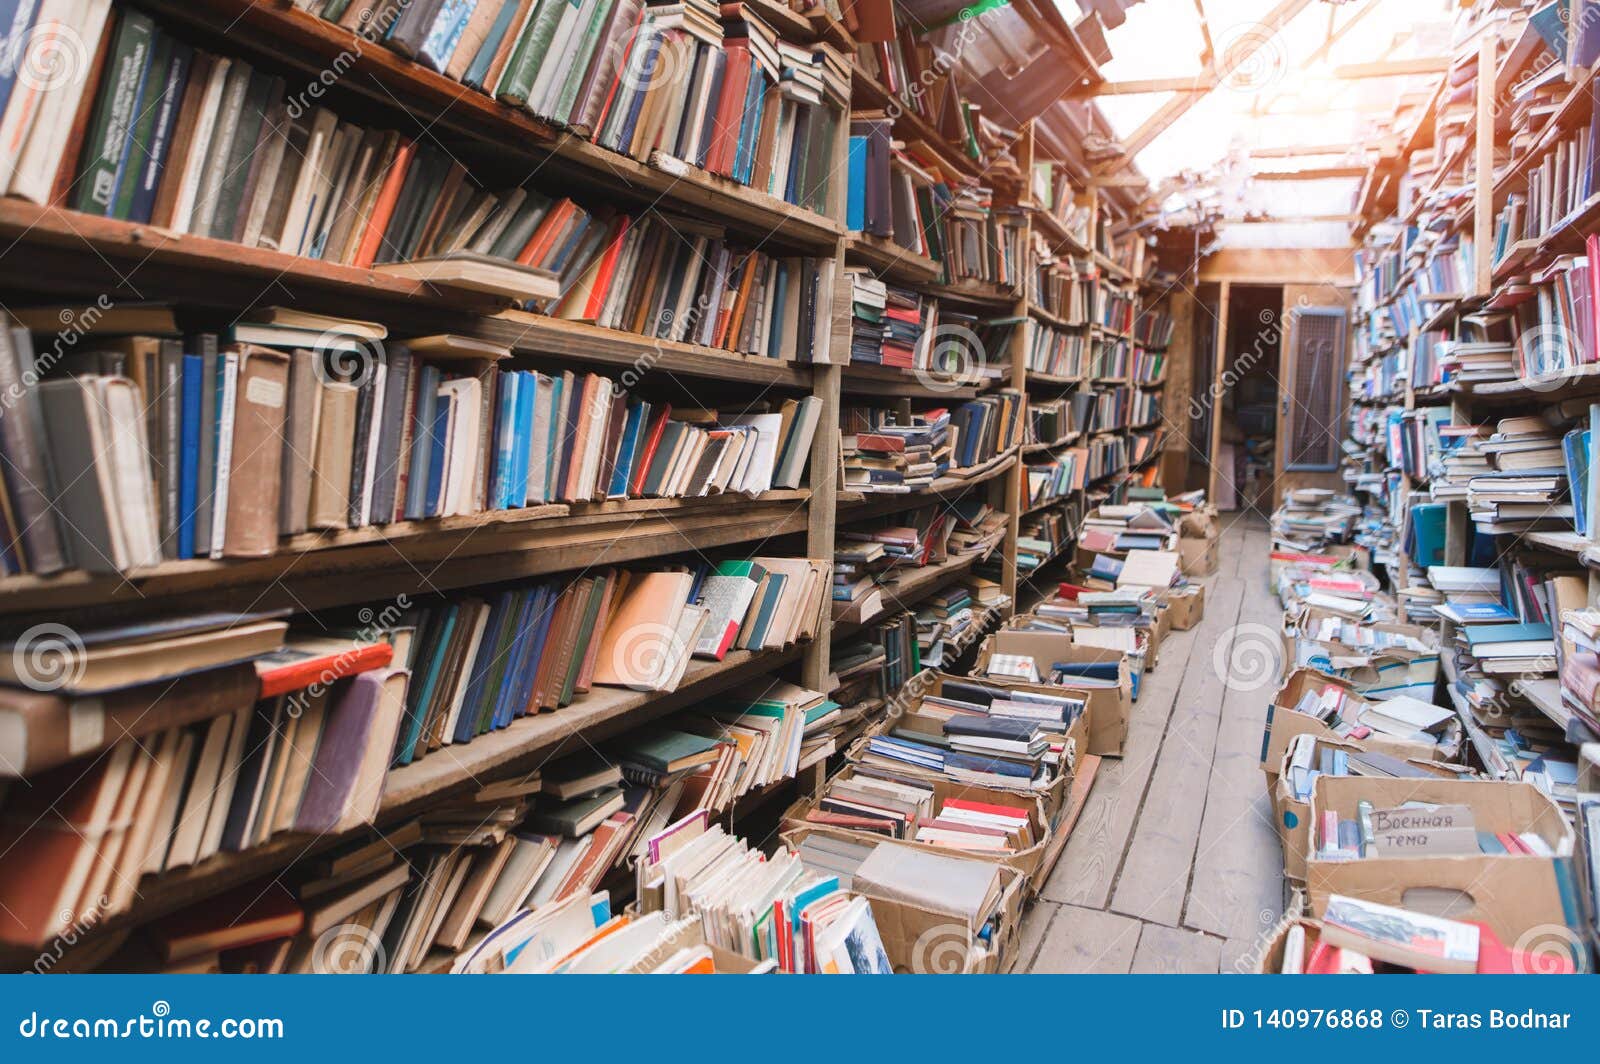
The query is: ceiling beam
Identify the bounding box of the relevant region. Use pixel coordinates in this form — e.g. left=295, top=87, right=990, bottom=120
left=1332, top=57, right=1451, bottom=79
left=1070, top=75, right=1217, bottom=97
left=1096, top=0, right=1316, bottom=171
left=1248, top=144, right=1356, bottom=159
left=1252, top=166, right=1368, bottom=180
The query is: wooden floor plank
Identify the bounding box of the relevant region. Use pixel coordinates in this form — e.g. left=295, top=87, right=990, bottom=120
left=1130, top=922, right=1225, bottom=974
left=1105, top=573, right=1246, bottom=925
left=1184, top=523, right=1287, bottom=939
left=1025, top=904, right=1143, bottom=973
left=1014, top=901, right=1061, bottom=972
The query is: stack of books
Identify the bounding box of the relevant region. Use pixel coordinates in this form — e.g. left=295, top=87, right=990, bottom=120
left=841, top=406, right=952, bottom=493
left=1269, top=489, right=1362, bottom=552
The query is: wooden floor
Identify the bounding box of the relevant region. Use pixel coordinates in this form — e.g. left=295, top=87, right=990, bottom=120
left=1019, top=515, right=1285, bottom=973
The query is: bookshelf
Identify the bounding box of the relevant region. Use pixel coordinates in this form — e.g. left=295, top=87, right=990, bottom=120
left=0, top=0, right=1163, bottom=969
left=1347, top=9, right=1600, bottom=793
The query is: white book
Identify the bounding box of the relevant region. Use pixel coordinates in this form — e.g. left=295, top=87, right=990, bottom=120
left=358, top=357, right=387, bottom=526
left=439, top=602, right=491, bottom=745
left=199, top=706, right=252, bottom=863
left=170, top=57, right=233, bottom=232
left=209, top=349, right=239, bottom=558
left=525, top=372, right=552, bottom=504
left=5, top=0, right=113, bottom=202
left=278, top=108, right=338, bottom=256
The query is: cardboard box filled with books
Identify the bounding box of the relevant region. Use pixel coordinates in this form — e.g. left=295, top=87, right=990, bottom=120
left=973, top=630, right=1131, bottom=756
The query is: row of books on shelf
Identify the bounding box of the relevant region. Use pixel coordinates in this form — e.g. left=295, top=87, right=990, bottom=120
left=1029, top=163, right=1091, bottom=245
left=1425, top=411, right=1586, bottom=539
left=1084, top=434, right=1129, bottom=483
left=1095, top=285, right=1135, bottom=334
left=48, top=1, right=843, bottom=273
left=1414, top=233, right=1474, bottom=298
left=1024, top=449, right=1085, bottom=511
left=1089, top=338, right=1132, bottom=380
left=846, top=113, right=942, bottom=261
left=1133, top=306, right=1173, bottom=349
left=1027, top=250, right=1092, bottom=324
left=0, top=554, right=839, bottom=950
left=1013, top=509, right=1076, bottom=575
left=1494, top=123, right=1595, bottom=263
left=1027, top=321, right=1087, bottom=379
left=315, top=0, right=847, bottom=208
left=1027, top=396, right=1081, bottom=447
left=1131, top=347, right=1165, bottom=386
left=0, top=314, right=823, bottom=576
left=1084, top=386, right=1132, bottom=434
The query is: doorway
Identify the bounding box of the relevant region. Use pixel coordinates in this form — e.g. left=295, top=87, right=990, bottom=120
left=1216, top=284, right=1283, bottom=515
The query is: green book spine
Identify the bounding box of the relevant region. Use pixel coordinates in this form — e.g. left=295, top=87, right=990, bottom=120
left=207, top=70, right=276, bottom=238
left=559, top=574, right=607, bottom=705
left=469, top=592, right=522, bottom=737
left=75, top=10, right=156, bottom=215
left=321, top=0, right=353, bottom=20
left=551, top=0, right=616, bottom=122
left=495, top=0, right=562, bottom=106
left=110, top=30, right=171, bottom=220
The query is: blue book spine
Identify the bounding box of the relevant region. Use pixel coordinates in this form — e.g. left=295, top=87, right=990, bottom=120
left=544, top=376, right=564, bottom=499
left=846, top=135, right=867, bottom=232
left=177, top=354, right=202, bottom=558
left=609, top=29, right=660, bottom=151
left=488, top=589, right=535, bottom=730
left=420, top=0, right=478, bottom=72
left=404, top=365, right=440, bottom=519
left=512, top=371, right=536, bottom=503
left=464, top=0, right=519, bottom=90
left=424, top=392, right=451, bottom=517
left=394, top=607, right=458, bottom=765
left=0, top=1, right=41, bottom=124
left=507, top=585, right=554, bottom=722
left=453, top=590, right=510, bottom=744
left=491, top=370, right=519, bottom=509
left=608, top=401, right=643, bottom=497
left=128, top=40, right=192, bottom=223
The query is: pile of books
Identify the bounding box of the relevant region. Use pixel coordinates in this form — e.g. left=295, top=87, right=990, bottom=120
left=1463, top=415, right=1580, bottom=535
left=802, top=772, right=1039, bottom=854
left=1270, top=489, right=1362, bottom=552
left=833, top=540, right=892, bottom=624
left=841, top=405, right=952, bottom=493
left=844, top=275, right=927, bottom=370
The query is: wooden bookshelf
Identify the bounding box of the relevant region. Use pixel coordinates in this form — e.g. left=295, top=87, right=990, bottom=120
left=838, top=362, right=986, bottom=400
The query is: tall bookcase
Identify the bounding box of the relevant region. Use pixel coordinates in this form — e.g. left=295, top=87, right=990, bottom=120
left=0, top=0, right=1164, bottom=957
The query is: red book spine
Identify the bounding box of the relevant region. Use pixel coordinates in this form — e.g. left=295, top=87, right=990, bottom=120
left=710, top=44, right=751, bottom=177
left=630, top=403, right=672, bottom=496
left=257, top=643, right=395, bottom=700
left=582, top=215, right=632, bottom=322
left=352, top=139, right=416, bottom=269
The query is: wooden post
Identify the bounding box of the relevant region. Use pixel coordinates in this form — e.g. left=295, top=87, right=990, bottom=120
left=1208, top=281, right=1232, bottom=505
left=1473, top=35, right=1494, bottom=297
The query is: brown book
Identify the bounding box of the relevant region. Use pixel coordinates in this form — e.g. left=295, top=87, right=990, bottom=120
left=483, top=0, right=536, bottom=93
left=0, top=742, right=135, bottom=946
left=412, top=161, right=468, bottom=260
left=335, top=130, right=399, bottom=266
left=574, top=570, right=618, bottom=694
left=447, top=0, right=504, bottom=82
left=424, top=599, right=487, bottom=755
left=221, top=345, right=290, bottom=557
left=591, top=571, right=693, bottom=689
left=0, top=661, right=258, bottom=779
left=531, top=582, right=580, bottom=710
left=150, top=52, right=216, bottom=228
left=307, top=379, right=359, bottom=529
left=50, top=11, right=117, bottom=208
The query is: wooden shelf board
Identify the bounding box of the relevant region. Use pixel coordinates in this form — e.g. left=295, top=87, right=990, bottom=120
left=838, top=453, right=1017, bottom=519
left=838, top=361, right=985, bottom=400
left=0, top=494, right=811, bottom=619
left=844, top=232, right=942, bottom=286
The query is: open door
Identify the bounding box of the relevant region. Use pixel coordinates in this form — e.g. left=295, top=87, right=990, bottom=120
left=1275, top=284, right=1351, bottom=509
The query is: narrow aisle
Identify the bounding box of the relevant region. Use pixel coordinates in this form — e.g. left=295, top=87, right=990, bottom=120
left=1019, top=516, right=1283, bottom=973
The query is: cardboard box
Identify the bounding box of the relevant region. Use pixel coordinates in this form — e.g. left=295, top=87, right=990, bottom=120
left=975, top=630, right=1131, bottom=756
left=1291, top=622, right=1441, bottom=699
left=1260, top=668, right=1461, bottom=786
left=1165, top=585, right=1205, bottom=630
left=780, top=768, right=1056, bottom=889
left=620, top=920, right=769, bottom=973
left=1179, top=534, right=1219, bottom=576
left=1305, top=777, right=1576, bottom=946
left=1178, top=505, right=1218, bottom=540
left=1272, top=736, right=1464, bottom=883
left=781, top=827, right=1027, bottom=973
left=1253, top=916, right=1322, bottom=974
